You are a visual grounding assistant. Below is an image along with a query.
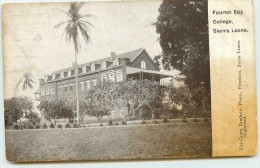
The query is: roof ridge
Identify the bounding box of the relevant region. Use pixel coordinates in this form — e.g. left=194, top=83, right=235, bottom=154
left=52, top=48, right=145, bottom=74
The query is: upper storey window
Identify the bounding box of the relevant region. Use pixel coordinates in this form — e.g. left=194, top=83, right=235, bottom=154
left=82, top=66, right=87, bottom=73
left=113, top=58, right=119, bottom=66
left=141, top=61, right=146, bottom=69
left=68, top=69, right=72, bottom=77
left=61, top=71, right=64, bottom=78
left=91, top=63, right=95, bottom=71
left=102, top=61, right=106, bottom=69
left=52, top=73, right=56, bottom=80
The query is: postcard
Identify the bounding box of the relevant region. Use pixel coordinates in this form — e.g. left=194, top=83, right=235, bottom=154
left=2, top=0, right=257, bottom=162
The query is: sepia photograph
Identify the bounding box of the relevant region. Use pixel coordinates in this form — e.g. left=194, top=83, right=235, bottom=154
left=2, top=0, right=212, bottom=162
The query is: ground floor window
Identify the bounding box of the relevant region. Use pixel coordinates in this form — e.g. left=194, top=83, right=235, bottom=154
left=116, top=70, right=123, bottom=82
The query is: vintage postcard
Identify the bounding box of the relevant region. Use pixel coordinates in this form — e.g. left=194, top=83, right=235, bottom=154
left=2, top=0, right=257, bottom=162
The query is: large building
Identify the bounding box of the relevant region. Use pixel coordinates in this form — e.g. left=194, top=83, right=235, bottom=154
left=35, top=48, right=172, bottom=112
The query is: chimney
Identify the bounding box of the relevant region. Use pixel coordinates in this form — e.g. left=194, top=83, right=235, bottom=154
left=110, top=52, right=116, bottom=57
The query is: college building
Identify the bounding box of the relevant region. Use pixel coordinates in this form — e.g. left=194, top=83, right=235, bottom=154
left=35, top=48, right=172, bottom=116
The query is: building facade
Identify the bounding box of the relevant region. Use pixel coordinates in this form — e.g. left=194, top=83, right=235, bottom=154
left=35, top=48, right=172, bottom=116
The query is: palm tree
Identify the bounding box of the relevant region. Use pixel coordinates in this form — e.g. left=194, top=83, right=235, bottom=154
left=22, top=72, right=34, bottom=95
left=54, top=2, right=95, bottom=124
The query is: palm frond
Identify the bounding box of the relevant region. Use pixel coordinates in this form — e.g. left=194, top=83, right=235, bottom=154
left=27, top=82, right=33, bottom=89
left=78, top=14, right=97, bottom=20
left=22, top=83, right=26, bottom=91
left=78, top=23, right=91, bottom=44
left=54, top=8, right=72, bottom=18
left=79, top=20, right=95, bottom=28
left=53, top=20, right=71, bottom=30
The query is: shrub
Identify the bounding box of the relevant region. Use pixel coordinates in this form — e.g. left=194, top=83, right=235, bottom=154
left=194, top=118, right=198, bottom=122
left=162, top=118, right=169, bottom=123
left=27, top=124, right=34, bottom=129
left=153, top=120, right=159, bottom=124
left=65, top=123, right=71, bottom=128
left=100, top=123, right=103, bottom=126
left=42, top=123, right=47, bottom=129
left=13, top=124, right=19, bottom=130
left=49, top=123, right=55, bottom=129
left=182, top=118, right=187, bottom=123
left=57, top=124, right=62, bottom=128
left=35, top=125, right=40, bottom=129
left=121, top=120, right=127, bottom=125
left=108, top=119, right=113, bottom=126
left=115, top=122, right=119, bottom=126
left=73, top=123, right=79, bottom=128
left=141, top=120, right=146, bottom=124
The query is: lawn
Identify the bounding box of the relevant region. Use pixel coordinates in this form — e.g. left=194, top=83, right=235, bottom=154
left=5, top=122, right=212, bottom=162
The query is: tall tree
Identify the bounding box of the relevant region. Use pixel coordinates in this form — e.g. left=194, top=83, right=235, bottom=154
left=54, top=2, right=95, bottom=124
left=22, top=72, right=34, bottom=95
left=154, top=0, right=210, bottom=92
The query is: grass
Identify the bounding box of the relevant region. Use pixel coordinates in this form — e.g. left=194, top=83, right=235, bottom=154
left=5, top=122, right=212, bottom=162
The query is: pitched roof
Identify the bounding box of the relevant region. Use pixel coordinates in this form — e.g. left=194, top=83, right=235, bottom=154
left=52, top=48, right=145, bottom=74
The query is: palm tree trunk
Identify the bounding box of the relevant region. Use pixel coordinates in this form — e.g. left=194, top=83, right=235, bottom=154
left=74, top=49, right=80, bottom=125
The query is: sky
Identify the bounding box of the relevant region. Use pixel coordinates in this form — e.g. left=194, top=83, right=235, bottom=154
left=2, top=1, right=171, bottom=102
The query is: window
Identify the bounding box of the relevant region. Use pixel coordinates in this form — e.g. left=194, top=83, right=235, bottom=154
left=58, top=86, right=63, bottom=93
left=116, top=70, right=123, bottom=82
left=50, top=85, right=55, bottom=94
left=41, top=86, right=45, bottom=95
left=141, top=61, right=146, bottom=69
left=91, top=63, right=95, bottom=71
left=82, top=66, right=87, bottom=73
left=61, top=71, right=64, bottom=78
left=45, top=75, right=49, bottom=82
left=64, top=85, right=68, bottom=92
left=86, top=81, right=90, bottom=89
left=68, top=70, right=71, bottom=77
left=102, top=61, right=106, bottom=69
left=80, top=81, right=85, bottom=90
left=69, top=84, right=73, bottom=91
left=52, top=74, right=56, bottom=80
left=113, top=58, right=119, bottom=66
left=45, top=85, right=50, bottom=95
left=92, top=79, right=97, bottom=86
left=108, top=71, right=115, bottom=82
left=101, top=74, right=107, bottom=82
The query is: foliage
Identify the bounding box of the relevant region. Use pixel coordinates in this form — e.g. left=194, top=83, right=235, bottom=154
left=27, top=124, right=34, bottom=129
left=4, top=96, right=34, bottom=126
left=65, top=123, right=71, bottom=128
left=22, top=72, right=34, bottom=93
left=57, top=124, right=62, bottom=128
left=115, top=122, right=119, bottom=126
left=37, top=100, right=73, bottom=124
left=99, top=123, right=103, bottom=126
left=42, top=123, right=47, bottom=129
left=154, top=0, right=210, bottom=92
left=141, top=120, right=146, bottom=124
left=80, top=80, right=165, bottom=120
left=108, top=119, right=113, bottom=126
left=54, top=2, right=95, bottom=53
left=153, top=120, right=159, bottom=124
left=73, top=123, right=79, bottom=128
left=13, top=124, right=19, bottom=130
left=49, top=123, right=55, bottom=129
left=162, top=118, right=169, bottom=123
left=35, top=125, right=41, bottom=129
left=121, top=121, right=127, bottom=125
left=153, top=55, right=161, bottom=70
left=167, top=85, right=210, bottom=118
